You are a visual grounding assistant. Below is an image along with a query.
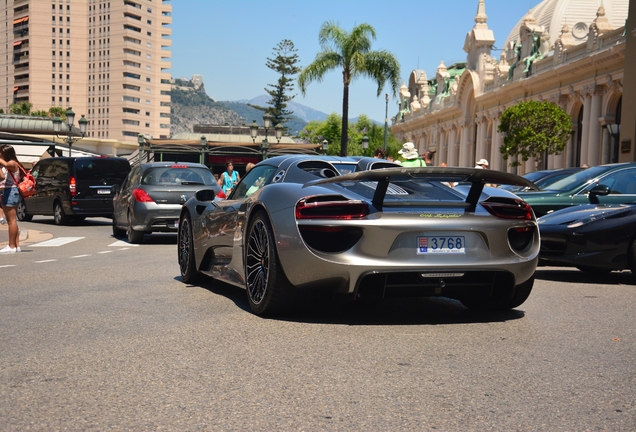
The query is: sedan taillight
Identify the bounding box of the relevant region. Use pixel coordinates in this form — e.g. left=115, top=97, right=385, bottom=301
left=133, top=188, right=154, bottom=203
left=481, top=198, right=534, bottom=220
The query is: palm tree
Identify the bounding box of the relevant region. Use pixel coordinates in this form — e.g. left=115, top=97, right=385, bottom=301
left=298, top=21, right=400, bottom=156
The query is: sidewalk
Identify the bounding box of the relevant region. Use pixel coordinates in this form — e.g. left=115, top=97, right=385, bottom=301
left=0, top=222, right=52, bottom=247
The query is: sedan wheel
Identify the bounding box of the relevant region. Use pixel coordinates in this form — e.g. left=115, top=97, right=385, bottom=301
left=178, top=213, right=200, bottom=283
left=126, top=211, right=144, bottom=244
left=17, top=198, right=33, bottom=222
left=53, top=201, right=68, bottom=225
left=245, top=211, right=294, bottom=315
left=112, top=215, right=126, bottom=238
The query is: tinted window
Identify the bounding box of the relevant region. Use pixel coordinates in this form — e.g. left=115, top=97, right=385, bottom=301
left=339, top=179, right=462, bottom=203
left=233, top=164, right=277, bottom=199
left=74, top=158, right=130, bottom=180
left=546, top=165, right=615, bottom=192
left=141, top=166, right=215, bottom=186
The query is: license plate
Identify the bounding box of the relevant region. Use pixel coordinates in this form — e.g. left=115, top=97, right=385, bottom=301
left=96, top=189, right=111, bottom=195
left=417, top=236, right=465, bottom=254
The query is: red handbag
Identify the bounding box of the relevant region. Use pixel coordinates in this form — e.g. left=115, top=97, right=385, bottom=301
left=8, top=165, right=36, bottom=198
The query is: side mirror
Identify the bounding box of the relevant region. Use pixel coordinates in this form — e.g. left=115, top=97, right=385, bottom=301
left=194, top=188, right=218, bottom=202
left=588, top=184, right=610, bottom=204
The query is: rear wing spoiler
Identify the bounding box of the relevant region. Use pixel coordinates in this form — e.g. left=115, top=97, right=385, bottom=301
left=306, top=166, right=538, bottom=212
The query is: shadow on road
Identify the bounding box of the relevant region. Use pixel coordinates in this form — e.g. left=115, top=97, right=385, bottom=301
left=179, top=275, right=527, bottom=326
left=535, top=267, right=635, bottom=285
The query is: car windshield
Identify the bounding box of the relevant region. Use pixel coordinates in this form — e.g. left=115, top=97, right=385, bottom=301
left=142, top=166, right=216, bottom=186
left=543, top=165, right=612, bottom=192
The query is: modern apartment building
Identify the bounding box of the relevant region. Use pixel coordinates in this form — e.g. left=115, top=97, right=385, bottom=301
left=0, top=0, right=172, bottom=150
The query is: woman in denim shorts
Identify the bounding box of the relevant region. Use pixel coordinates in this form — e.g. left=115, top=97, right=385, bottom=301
left=0, top=145, right=24, bottom=253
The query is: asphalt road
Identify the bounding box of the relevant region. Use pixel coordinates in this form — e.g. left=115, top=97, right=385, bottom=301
left=1, top=218, right=635, bottom=431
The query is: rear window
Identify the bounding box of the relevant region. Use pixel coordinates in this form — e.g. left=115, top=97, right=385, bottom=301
left=74, top=158, right=131, bottom=180
left=339, top=179, right=462, bottom=204
left=142, top=166, right=216, bottom=186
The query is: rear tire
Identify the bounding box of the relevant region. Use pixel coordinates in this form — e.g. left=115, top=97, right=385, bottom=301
left=126, top=211, right=144, bottom=244
left=245, top=211, right=297, bottom=316
left=112, top=215, right=126, bottom=238
left=53, top=201, right=68, bottom=225
left=178, top=213, right=201, bottom=283
left=460, top=277, right=534, bottom=311
left=17, top=198, right=33, bottom=222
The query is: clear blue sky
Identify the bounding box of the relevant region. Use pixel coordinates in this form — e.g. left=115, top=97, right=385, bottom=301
left=171, top=0, right=536, bottom=123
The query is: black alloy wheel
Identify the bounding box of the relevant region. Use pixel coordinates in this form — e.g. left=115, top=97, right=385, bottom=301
left=53, top=201, right=68, bottom=225
left=17, top=198, right=32, bottom=222
left=245, top=211, right=293, bottom=315
left=178, top=213, right=200, bottom=283
left=126, top=211, right=144, bottom=244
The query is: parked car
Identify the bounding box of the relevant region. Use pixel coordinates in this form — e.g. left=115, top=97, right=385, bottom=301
left=177, top=155, right=540, bottom=316
left=112, top=161, right=222, bottom=244
left=499, top=167, right=583, bottom=193
left=17, top=156, right=131, bottom=225
left=515, top=162, right=636, bottom=217
left=538, top=195, right=636, bottom=275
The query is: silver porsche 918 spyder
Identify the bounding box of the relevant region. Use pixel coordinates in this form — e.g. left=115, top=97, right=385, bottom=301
left=178, top=155, right=539, bottom=316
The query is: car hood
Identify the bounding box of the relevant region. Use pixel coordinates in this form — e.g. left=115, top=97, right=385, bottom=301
left=537, top=203, right=635, bottom=226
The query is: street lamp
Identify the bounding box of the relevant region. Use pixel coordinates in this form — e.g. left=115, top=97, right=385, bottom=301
left=362, top=135, right=369, bottom=156
left=200, top=135, right=208, bottom=164
left=322, top=139, right=328, bottom=155
left=383, top=93, right=389, bottom=151
left=250, top=113, right=282, bottom=160
left=137, top=133, right=145, bottom=163
left=52, top=107, right=88, bottom=157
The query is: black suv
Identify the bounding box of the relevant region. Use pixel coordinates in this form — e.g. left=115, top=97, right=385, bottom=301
left=17, top=157, right=131, bottom=225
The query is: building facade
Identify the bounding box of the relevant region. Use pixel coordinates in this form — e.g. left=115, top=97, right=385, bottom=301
left=0, top=0, right=172, bottom=155
left=391, top=0, right=630, bottom=175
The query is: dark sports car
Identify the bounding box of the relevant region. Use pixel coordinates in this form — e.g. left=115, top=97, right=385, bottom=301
left=538, top=194, right=636, bottom=275
left=499, top=168, right=583, bottom=193
left=178, top=155, right=540, bottom=316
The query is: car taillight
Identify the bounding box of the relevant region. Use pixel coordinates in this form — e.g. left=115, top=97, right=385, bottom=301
left=69, top=176, right=77, bottom=197
left=295, top=200, right=369, bottom=220
left=216, top=190, right=226, bottom=199
left=133, top=188, right=154, bottom=203
left=481, top=198, right=534, bottom=220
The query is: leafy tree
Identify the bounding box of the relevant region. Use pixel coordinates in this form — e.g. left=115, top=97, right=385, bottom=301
left=498, top=100, right=572, bottom=168
left=298, top=113, right=400, bottom=157
left=48, top=106, right=67, bottom=119
left=9, top=101, right=32, bottom=115
left=250, top=40, right=301, bottom=129
left=298, top=21, right=400, bottom=156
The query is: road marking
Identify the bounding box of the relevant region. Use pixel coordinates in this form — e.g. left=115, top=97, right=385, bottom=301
left=30, top=237, right=84, bottom=247
left=35, top=259, right=58, bottom=263
left=98, top=250, right=113, bottom=254
left=109, top=240, right=138, bottom=247
left=72, top=254, right=91, bottom=258
left=0, top=265, right=16, bottom=268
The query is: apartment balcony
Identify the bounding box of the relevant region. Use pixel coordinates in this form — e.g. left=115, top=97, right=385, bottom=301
left=14, top=76, right=29, bottom=85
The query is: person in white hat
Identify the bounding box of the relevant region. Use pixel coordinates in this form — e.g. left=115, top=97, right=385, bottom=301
left=398, top=142, right=426, bottom=167
left=475, top=159, right=489, bottom=169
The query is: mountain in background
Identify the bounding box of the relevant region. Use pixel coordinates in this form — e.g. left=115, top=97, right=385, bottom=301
left=216, top=99, right=310, bottom=136
left=237, top=95, right=329, bottom=123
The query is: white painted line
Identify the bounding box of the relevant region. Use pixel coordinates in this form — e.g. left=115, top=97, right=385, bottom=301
left=98, top=250, right=113, bottom=254
left=0, top=265, right=16, bottom=268
left=72, top=254, right=91, bottom=258
left=109, top=240, right=138, bottom=247
left=35, top=259, right=58, bottom=263
left=118, top=247, right=131, bottom=250
left=30, top=237, right=84, bottom=247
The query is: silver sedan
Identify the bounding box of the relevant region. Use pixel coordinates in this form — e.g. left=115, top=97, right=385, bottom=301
left=113, top=161, right=222, bottom=243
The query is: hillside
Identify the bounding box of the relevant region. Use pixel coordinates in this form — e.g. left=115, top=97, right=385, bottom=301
left=217, top=100, right=308, bottom=136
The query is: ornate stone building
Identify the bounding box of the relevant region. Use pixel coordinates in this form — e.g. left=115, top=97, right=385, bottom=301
left=391, top=0, right=629, bottom=174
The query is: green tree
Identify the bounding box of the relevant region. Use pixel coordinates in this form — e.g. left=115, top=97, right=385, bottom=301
left=250, top=40, right=301, bottom=129
left=9, top=101, right=32, bottom=115
left=498, top=100, right=572, bottom=168
left=298, top=21, right=400, bottom=156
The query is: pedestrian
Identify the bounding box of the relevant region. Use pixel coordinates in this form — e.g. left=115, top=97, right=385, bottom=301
left=0, top=145, right=23, bottom=253
left=217, top=160, right=240, bottom=195
left=475, top=158, right=489, bottom=169
left=423, top=149, right=435, bottom=166
left=373, top=147, right=387, bottom=159
left=398, top=142, right=426, bottom=167
left=245, top=162, right=255, bottom=173
left=0, top=166, right=6, bottom=224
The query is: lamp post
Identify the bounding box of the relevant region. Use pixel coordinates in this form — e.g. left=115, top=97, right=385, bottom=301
left=362, top=135, right=369, bottom=157
left=200, top=135, right=208, bottom=164
left=137, top=133, right=145, bottom=163
left=322, top=139, right=329, bottom=155
left=250, top=113, right=282, bottom=160
left=383, top=93, right=389, bottom=151
left=52, top=107, right=88, bottom=157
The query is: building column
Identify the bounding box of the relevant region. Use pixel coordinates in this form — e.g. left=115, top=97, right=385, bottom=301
left=475, top=117, right=487, bottom=164
left=587, top=86, right=604, bottom=166
left=580, top=87, right=593, bottom=166
left=448, top=127, right=458, bottom=166
left=459, top=121, right=470, bottom=167
left=491, top=116, right=503, bottom=171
